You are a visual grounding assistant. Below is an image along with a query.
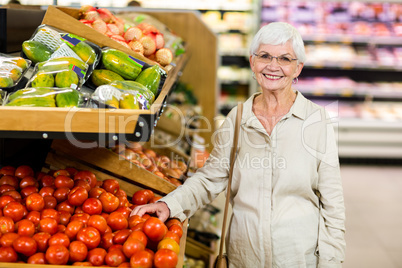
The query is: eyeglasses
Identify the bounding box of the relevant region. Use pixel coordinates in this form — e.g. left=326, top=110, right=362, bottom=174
left=253, top=52, right=298, bottom=66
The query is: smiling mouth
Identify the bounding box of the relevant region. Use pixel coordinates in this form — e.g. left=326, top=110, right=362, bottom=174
left=263, top=74, right=282, bottom=80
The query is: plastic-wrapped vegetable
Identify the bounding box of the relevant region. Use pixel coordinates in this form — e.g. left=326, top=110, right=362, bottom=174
left=21, top=25, right=101, bottom=81
left=5, top=87, right=83, bottom=108
left=26, top=57, right=88, bottom=90
left=91, top=85, right=150, bottom=110
left=0, top=55, right=31, bottom=89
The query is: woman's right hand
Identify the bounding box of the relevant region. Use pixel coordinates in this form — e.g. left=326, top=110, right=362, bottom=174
left=130, top=201, right=170, bottom=223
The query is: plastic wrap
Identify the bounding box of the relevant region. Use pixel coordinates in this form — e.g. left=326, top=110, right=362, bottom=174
left=0, top=55, right=32, bottom=89
left=86, top=47, right=165, bottom=100
left=21, top=25, right=101, bottom=82
left=4, top=87, right=84, bottom=108
left=90, top=85, right=150, bottom=110
left=26, top=56, right=88, bottom=90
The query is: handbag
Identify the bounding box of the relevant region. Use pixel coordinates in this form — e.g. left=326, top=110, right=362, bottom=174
left=213, top=103, right=243, bottom=268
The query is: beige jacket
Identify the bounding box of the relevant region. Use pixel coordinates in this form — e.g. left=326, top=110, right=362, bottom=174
left=162, top=92, right=346, bottom=268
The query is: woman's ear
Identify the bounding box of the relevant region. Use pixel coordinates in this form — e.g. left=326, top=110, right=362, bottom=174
left=295, top=62, right=304, bottom=78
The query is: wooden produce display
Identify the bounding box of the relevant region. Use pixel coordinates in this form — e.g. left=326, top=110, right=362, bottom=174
left=0, top=6, right=187, bottom=142
left=0, top=5, right=218, bottom=267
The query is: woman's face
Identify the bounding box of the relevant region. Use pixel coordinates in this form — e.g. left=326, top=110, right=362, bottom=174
left=250, top=41, right=304, bottom=93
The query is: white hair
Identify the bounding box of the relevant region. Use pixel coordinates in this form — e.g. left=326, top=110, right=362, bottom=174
left=250, top=22, right=306, bottom=63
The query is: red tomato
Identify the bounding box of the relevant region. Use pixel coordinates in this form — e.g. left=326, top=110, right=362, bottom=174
left=115, top=206, right=132, bottom=219
left=76, top=227, right=101, bottom=250
left=16, top=219, right=35, bottom=237
left=75, top=206, right=85, bottom=214
left=74, top=171, right=97, bottom=189
left=105, top=248, right=127, bottom=267
left=57, top=224, right=66, bottom=233
left=20, top=185, right=39, bottom=199
left=153, top=248, right=178, bottom=268
left=0, top=185, right=15, bottom=195
left=25, top=210, right=41, bottom=226
left=0, top=196, right=15, bottom=210
left=131, top=222, right=145, bottom=232
left=45, top=245, right=69, bottom=265
left=99, top=192, right=119, bottom=213
left=107, top=211, right=128, bottom=231
left=82, top=198, right=103, bottom=215
left=49, top=232, right=70, bottom=248
left=40, top=175, right=55, bottom=188
left=128, top=215, right=145, bottom=229
left=53, top=187, right=70, bottom=203
left=19, top=176, right=39, bottom=189
left=39, top=186, right=55, bottom=197
left=74, top=179, right=91, bottom=192
left=157, top=238, right=180, bottom=255
left=69, top=240, right=88, bottom=263
left=27, top=252, right=47, bottom=264
left=118, top=195, right=129, bottom=208
left=58, top=210, right=72, bottom=226
left=0, top=216, right=14, bottom=234
left=165, top=218, right=183, bottom=229
left=113, top=229, right=132, bottom=245
left=26, top=193, right=45, bottom=211
left=168, top=224, right=183, bottom=239
left=99, top=232, right=114, bottom=250
left=122, top=238, right=145, bottom=258
left=38, top=218, right=58, bottom=235
left=143, top=217, right=168, bottom=242
left=132, top=189, right=154, bottom=205
left=68, top=186, right=89, bottom=206
left=33, top=232, right=51, bottom=252
left=0, top=233, right=20, bottom=247
left=43, top=196, right=57, bottom=209
left=53, top=169, right=70, bottom=178
left=0, top=175, right=19, bottom=189
left=102, top=179, right=120, bottom=195
left=87, top=247, right=107, bottom=266
left=13, top=236, right=37, bottom=256
left=0, top=166, right=15, bottom=176
left=88, top=214, right=107, bottom=235
left=41, top=208, right=60, bottom=223
left=65, top=167, right=78, bottom=177
left=88, top=187, right=106, bottom=199
left=3, top=201, right=25, bottom=222
left=70, top=213, right=90, bottom=225
left=1, top=190, right=21, bottom=202
left=0, top=246, right=18, bottom=262
left=164, top=231, right=180, bottom=245
left=55, top=175, right=74, bottom=189
left=65, top=220, right=85, bottom=241
left=130, top=249, right=153, bottom=268
left=15, top=165, right=34, bottom=179
left=118, top=262, right=131, bottom=267
left=56, top=200, right=75, bottom=214
left=128, top=230, right=148, bottom=247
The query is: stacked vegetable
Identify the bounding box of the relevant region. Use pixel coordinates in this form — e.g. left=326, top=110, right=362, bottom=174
left=77, top=6, right=181, bottom=67
left=0, top=165, right=183, bottom=267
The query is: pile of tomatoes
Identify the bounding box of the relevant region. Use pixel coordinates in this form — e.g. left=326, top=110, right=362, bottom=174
left=0, top=165, right=184, bottom=268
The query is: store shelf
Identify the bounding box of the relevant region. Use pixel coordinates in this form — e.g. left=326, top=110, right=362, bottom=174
left=140, top=1, right=253, bottom=11
left=302, top=34, right=402, bottom=46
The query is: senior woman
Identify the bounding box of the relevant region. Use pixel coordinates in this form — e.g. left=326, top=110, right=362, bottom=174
left=131, top=22, right=346, bottom=267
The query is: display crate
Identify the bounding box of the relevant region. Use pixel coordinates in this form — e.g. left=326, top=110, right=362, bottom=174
left=0, top=6, right=187, bottom=142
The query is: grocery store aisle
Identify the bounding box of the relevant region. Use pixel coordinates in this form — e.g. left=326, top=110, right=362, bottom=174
left=341, top=164, right=402, bottom=268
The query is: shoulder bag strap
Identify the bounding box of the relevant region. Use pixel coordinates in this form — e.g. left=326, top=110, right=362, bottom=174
left=217, top=102, right=243, bottom=261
